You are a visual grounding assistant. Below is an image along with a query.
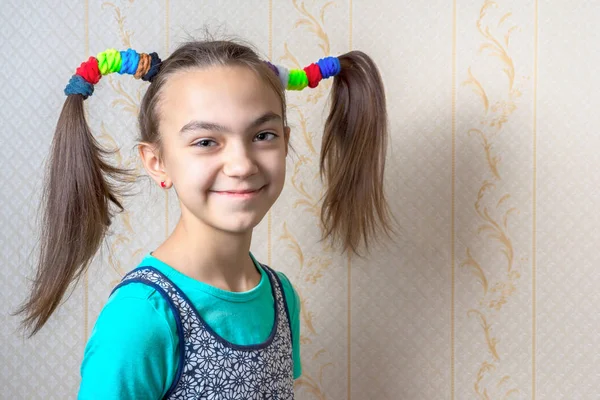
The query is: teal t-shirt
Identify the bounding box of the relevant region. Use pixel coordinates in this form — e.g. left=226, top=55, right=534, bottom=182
left=78, top=252, right=301, bottom=399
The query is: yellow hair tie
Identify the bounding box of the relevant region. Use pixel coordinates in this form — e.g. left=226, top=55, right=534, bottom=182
left=97, top=49, right=122, bottom=75
left=287, top=69, right=308, bottom=90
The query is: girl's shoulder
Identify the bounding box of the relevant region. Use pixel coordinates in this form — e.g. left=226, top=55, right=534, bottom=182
left=104, top=262, right=167, bottom=311
left=104, top=261, right=181, bottom=331
left=96, top=256, right=184, bottom=343
left=97, top=271, right=176, bottom=344
left=253, top=260, right=298, bottom=303
left=105, top=252, right=187, bottom=308
left=81, top=278, right=177, bottom=399
left=105, top=277, right=165, bottom=312
left=269, top=268, right=300, bottom=315
left=251, top=255, right=294, bottom=291
left=273, top=269, right=296, bottom=292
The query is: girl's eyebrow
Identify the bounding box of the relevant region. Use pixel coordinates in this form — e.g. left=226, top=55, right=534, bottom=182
left=178, top=112, right=282, bottom=135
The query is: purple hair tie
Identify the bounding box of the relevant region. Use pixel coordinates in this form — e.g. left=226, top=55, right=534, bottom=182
left=264, top=61, right=280, bottom=76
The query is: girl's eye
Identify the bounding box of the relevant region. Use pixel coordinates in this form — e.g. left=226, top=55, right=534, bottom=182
left=193, top=139, right=217, bottom=148
left=254, top=132, right=278, bottom=142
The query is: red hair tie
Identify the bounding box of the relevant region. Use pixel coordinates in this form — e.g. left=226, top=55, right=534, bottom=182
left=75, top=57, right=101, bottom=84
left=304, top=63, right=322, bottom=88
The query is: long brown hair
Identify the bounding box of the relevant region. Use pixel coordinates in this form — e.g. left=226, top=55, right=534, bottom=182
left=13, top=39, right=394, bottom=338
left=320, top=51, right=394, bottom=254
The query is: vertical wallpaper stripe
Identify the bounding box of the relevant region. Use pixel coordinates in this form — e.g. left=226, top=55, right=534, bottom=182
left=451, top=0, right=457, bottom=398
left=166, top=0, right=170, bottom=54
left=532, top=0, right=539, bottom=397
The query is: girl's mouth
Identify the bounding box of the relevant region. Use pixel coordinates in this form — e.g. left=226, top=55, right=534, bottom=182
left=211, top=185, right=266, bottom=198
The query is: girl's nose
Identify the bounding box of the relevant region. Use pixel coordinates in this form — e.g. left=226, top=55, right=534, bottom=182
left=222, top=145, right=259, bottom=179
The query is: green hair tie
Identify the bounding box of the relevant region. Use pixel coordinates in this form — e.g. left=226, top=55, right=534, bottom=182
left=287, top=69, right=308, bottom=90
left=97, top=49, right=122, bottom=75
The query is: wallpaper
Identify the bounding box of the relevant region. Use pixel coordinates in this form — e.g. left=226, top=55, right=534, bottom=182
left=2, top=0, right=599, bottom=398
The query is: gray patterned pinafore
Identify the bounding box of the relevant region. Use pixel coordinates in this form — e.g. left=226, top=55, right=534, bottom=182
left=110, top=263, right=294, bottom=399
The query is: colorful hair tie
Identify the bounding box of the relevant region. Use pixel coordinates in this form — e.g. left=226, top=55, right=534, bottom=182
left=266, top=56, right=341, bottom=91
left=97, top=49, right=122, bottom=75
left=287, top=69, right=309, bottom=90
left=316, top=56, right=341, bottom=79
left=265, top=61, right=279, bottom=76
left=303, top=63, right=322, bottom=88
left=141, top=52, right=161, bottom=82
left=64, top=48, right=162, bottom=99
left=275, top=64, right=290, bottom=89
left=64, top=75, right=94, bottom=99
left=134, top=53, right=151, bottom=79
left=119, top=49, right=140, bottom=75
left=75, top=57, right=101, bottom=84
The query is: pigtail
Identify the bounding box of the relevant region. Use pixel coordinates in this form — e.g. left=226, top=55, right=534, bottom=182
left=319, top=51, right=394, bottom=256
left=13, top=95, right=134, bottom=338
left=12, top=48, right=162, bottom=337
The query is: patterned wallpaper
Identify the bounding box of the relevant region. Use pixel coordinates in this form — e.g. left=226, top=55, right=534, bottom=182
left=2, top=0, right=599, bottom=399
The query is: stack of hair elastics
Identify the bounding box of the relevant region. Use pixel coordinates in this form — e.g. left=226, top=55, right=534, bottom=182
left=264, top=57, right=341, bottom=90
left=64, top=47, right=341, bottom=99
left=64, top=49, right=161, bottom=99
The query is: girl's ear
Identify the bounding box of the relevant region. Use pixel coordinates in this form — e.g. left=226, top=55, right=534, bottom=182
left=138, top=142, right=169, bottom=186
left=284, top=126, right=291, bottom=156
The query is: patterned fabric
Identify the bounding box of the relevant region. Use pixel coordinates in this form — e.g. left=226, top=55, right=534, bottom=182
left=111, top=264, right=294, bottom=399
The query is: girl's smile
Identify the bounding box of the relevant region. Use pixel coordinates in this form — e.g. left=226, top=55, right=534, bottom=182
left=210, top=184, right=267, bottom=199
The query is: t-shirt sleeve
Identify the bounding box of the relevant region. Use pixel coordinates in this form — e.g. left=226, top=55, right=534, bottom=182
left=277, top=271, right=302, bottom=379
left=78, top=295, right=178, bottom=400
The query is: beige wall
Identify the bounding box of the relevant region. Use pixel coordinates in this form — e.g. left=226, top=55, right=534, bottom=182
left=2, top=0, right=599, bottom=398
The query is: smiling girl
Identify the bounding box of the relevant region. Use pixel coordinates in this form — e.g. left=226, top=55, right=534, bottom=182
left=15, top=39, right=393, bottom=399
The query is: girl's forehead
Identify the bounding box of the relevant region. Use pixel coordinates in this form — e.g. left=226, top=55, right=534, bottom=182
left=164, top=66, right=276, bottom=101
left=158, top=66, right=282, bottom=132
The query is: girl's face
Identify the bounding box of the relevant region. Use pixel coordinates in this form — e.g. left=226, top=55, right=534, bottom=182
left=157, top=65, right=290, bottom=235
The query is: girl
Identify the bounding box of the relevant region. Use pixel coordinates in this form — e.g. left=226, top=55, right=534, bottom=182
left=14, top=39, right=393, bottom=398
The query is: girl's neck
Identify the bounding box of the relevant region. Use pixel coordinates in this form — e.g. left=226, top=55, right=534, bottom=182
left=152, top=217, right=260, bottom=292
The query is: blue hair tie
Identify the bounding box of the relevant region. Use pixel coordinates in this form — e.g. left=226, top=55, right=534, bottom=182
left=64, top=75, right=94, bottom=99
left=142, top=52, right=161, bottom=82
left=317, top=56, right=341, bottom=79
left=119, top=49, right=140, bottom=75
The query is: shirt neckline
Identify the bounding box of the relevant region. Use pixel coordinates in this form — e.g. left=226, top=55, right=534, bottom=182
left=140, top=251, right=267, bottom=302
